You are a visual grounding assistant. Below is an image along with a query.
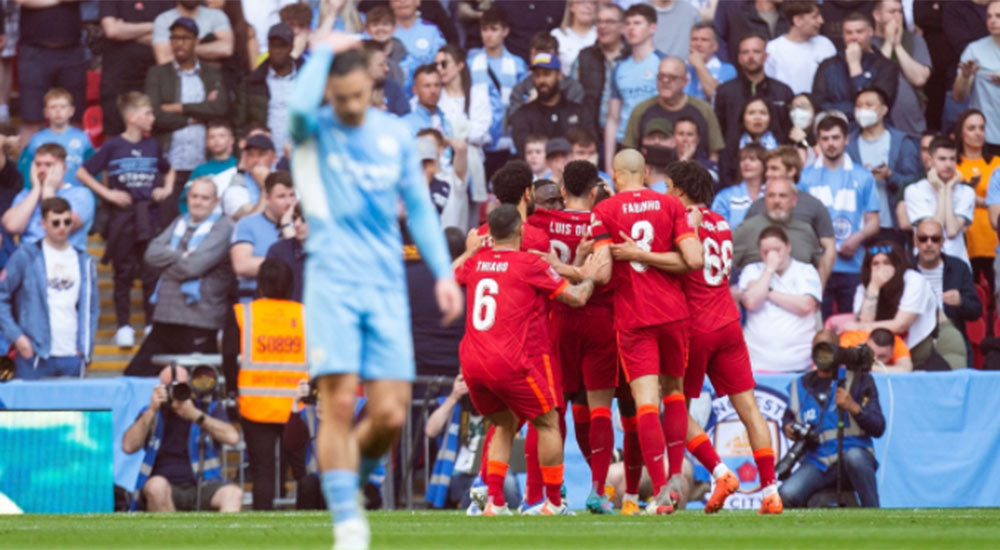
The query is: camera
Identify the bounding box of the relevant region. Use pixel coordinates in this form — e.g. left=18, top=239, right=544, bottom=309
left=167, top=364, right=193, bottom=403
left=812, top=342, right=874, bottom=373
left=774, top=422, right=820, bottom=480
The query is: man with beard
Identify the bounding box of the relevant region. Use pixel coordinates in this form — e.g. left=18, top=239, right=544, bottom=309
left=509, top=53, right=595, bottom=161
left=733, top=177, right=825, bottom=271
left=151, top=0, right=234, bottom=65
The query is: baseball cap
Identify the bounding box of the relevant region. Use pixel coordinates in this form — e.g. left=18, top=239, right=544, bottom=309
left=545, top=137, right=571, bottom=157
left=245, top=134, right=276, bottom=151
left=268, top=22, right=294, bottom=44
left=416, top=136, right=439, bottom=162
left=530, top=52, right=561, bottom=71
left=643, top=118, right=674, bottom=138
left=169, top=17, right=199, bottom=36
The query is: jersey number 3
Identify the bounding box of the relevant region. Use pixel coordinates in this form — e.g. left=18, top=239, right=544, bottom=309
left=472, top=278, right=499, bottom=331
left=702, top=237, right=733, bottom=286
left=630, top=221, right=654, bottom=272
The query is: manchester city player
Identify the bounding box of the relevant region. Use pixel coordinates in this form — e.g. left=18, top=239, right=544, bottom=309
left=289, top=32, right=463, bottom=549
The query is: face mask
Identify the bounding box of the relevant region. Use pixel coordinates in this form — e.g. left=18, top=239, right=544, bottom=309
left=854, top=108, right=880, bottom=129
left=790, top=108, right=813, bottom=130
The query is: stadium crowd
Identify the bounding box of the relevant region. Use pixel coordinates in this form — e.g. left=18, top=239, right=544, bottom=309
left=0, top=0, right=995, bottom=517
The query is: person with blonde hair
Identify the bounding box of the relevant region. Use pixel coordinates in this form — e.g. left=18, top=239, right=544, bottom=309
left=551, top=0, right=598, bottom=77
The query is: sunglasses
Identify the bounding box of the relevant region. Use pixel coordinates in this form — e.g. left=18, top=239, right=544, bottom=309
left=917, top=235, right=943, bottom=243
left=49, top=218, right=72, bottom=228
left=868, top=245, right=894, bottom=256
left=436, top=60, right=450, bottom=69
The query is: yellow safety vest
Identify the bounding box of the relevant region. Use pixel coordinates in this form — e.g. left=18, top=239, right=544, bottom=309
left=235, top=298, right=309, bottom=424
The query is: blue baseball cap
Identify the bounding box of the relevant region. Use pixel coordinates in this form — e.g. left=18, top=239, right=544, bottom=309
left=531, top=52, right=561, bottom=71
left=169, top=17, right=199, bottom=36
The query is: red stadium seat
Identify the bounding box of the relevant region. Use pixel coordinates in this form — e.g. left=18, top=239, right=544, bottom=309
left=83, top=105, right=104, bottom=148
left=969, top=282, right=993, bottom=369
left=86, top=70, right=101, bottom=105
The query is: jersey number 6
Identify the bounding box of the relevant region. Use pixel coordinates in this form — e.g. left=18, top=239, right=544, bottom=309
left=702, top=236, right=733, bottom=286
left=472, top=278, right=499, bottom=331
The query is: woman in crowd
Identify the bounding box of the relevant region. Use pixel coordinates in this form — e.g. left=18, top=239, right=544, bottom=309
left=788, top=92, right=820, bottom=166
left=722, top=97, right=782, bottom=182
left=551, top=0, right=598, bottom=77
left=712, top=143, right=766, bottom=228
left=953, top=109, right=1000, bottom=294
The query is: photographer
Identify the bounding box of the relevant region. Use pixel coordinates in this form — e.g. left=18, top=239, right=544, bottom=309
left=122, top=365, right=242, bottom=512
left=778, top=330, right=885, bottom=508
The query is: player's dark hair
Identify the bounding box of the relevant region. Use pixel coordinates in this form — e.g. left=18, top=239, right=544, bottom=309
left=869, top=328, right=895, bottom=348
left=816, top=115, right=848, bottom=137
left=265, top=170, right=294, bottom=194
left=41, top=197, right=71, bottom=219
left=594, top=184, right=611, bottom=206
left=481, top=5, right=508, bottom=28
left=492, top=160, right=533, bottom=205
left=533, top=178, right=559, bottom=191
left=258, top=258, right=294, bottom=300
left=625, top=3, right=656, bottom=24
left=36, top=142, right=67, bottom=162
left=488, top=204, right=523, bottom=241
left=329, top=49, right=369, bottom=77
left=444, top=226, right=466, bottom=260
left=928, top=135, right=957, bottom=156
left=758, top=225, right=789, bottom=245
left=665, top=161, right=714, bottom=205
left=563, top=160, right=600, bottom=198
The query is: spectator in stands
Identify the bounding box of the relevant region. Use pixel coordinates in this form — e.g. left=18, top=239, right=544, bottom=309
left=16, top=88, right=94, bottom=188
left=15, top=0, right=87, bottom=142
left=672, top=117, right=719, bottom=184
left=492, top=0, right=565, bottom=63
left=125, top=178, right=233, bottom=377
left=913, top=219, right=981, bottom=367
left=182, top=122, right=237, bottom=214
left=238, top=23, right=301, bottom=156
left=220, top=134, right=276, bottom=220
left=812, top=12, right=899, bottom=125
left=0, top=197, right=97, bottom=380
left=839, top=328, right=913, bottom=373
left=122, top=364, right=242, bottom=512
left=620, top=57, right=725, bottom=169
left=417, top=129, right=469, bottom=230
left=715, top=34, right=794, bottom=150
left=779, top=329, right=884, bottom=508
left=365, top=5, right=415, bottom=92
left=721, top=96, right=782, bottom=181
left=765, top=0, right=836, bottom=95
left=240, top=0, right=290, bottom=57
left=603, top=3, right=660, bottom=167
left=0, top=124, right=20, bottom=268
left=650, top=0, right=700, bottom=59
left=799, top=115, right=880, bottom=318
left=871, top=0, right=931, bottom=138
left=787, top=92, right=821, bottom=154
left=403, top=65, right=452, bottom=137
left=572, top=3, right=628, bottom=136
left=642, top=144, right=676, bottom=194
left=230, top=171, right=296, bottom=303
left=846, top=87, right=922, bottom=239
left=146, top=16, right=229, bottom=226
left=468, top=6, right=528, bottom=178
left=76, top=92, right=175, bottom=348
left=152, top=0, right=233, bottom=65
left=0, top=0, right=16, bottom=125
left=739, top=225, right=822, bottom=373
left=544, top=137, right=573, bottom=185
left=509, top=53, right=593, bottom=160
left=266, top=204, right=307, bottom=303
left=712, top=144, right=766, bottom=229
left=279, top=2, right=313, bottom=62
left=215, top=0, right=258, bottom=115
left=551, top=0, right=597, bottom=77
left=721, top=0, right=788, bottom=63
left=902, top=136, right=976, bottom=266
left=3, top=143, right=94, bottom=251
left=640, top=119, right=675, bottom=150
left=362, top=40, right=410, bottom=116
left=733, top=177, right=824, bottom=270
left=507, top=32, right=585, bottom=120
left=391, top=0, right=445, bottom=68
left=913, top=0, right=954, bottom=135
left=954, top=0, right=1000, bottom=157
left=99, top=0, right=174, bottom=136
left=954, top=110, right=1000, bottom=292
left=684, top=22, right=736, bottom=103
left=524, top=135, right=549, bottom=181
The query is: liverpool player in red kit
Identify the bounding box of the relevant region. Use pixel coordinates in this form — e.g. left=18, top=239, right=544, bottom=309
left=530, top=161, right=620, bottom=514
left=590, top=149, right=704, bottom=515
left=467, top=160, right=551, bottom=253
left=454, top=205, right=603, bottom=516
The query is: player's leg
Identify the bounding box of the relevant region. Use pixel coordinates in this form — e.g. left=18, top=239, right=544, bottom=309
left=620, top=327, right=670, bottom=510
left=581, top=314, right=618, bottom=512
left=356, top=379, right=411, bottom=478
left=315, top=373, right=367, bottom=532
left=585, top=387, right=615, bottom=514
left=617, top=389, right=644, bottom=515
left=555, top=313, right=590, bottom=465
left=657, top=322, right=690, bottom=508
left=483, top=409, right=519, bottom=515
left=528, top=408, right=567, bottom=513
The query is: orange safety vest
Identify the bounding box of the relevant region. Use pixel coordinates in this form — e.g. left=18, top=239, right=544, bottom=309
left=235, top=298, right=309, bottom=424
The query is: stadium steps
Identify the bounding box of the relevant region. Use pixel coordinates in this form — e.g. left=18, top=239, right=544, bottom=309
left=86, top=235, right=145, bottom=378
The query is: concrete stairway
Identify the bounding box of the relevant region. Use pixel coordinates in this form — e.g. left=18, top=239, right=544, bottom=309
left=87, top=235, right=144, bottom=378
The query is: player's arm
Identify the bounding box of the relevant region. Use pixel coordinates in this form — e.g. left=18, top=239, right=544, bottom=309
left=610, top=231, right=703, bottom=274
left=533, top=248, right=585, bottom=282
left=287, top=33, right=361, bottom=144
left=554, top=250, right=608, bottom=306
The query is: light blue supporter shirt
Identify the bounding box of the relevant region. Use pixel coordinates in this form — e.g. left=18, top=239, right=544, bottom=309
left=798, top=155, right=880, bottom=274
left=610, top=51, right=663, bottom=143
left=17, top=126, right=95, bottom=187
left=984, top=170, right=1000, bottom=257
left=10, top=184, right=95, bottom=250
left=684, top=56, right=737, bottom=102
left=394, top=19, right=445, bottom=68
left=288, top=45, right=452, bottom=289
left=231, top=211, right=280, bottom=298
left=711, top=181, right=765, bottom=229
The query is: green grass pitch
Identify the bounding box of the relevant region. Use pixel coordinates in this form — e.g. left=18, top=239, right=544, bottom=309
left=3, top=509, right=998, bottom=549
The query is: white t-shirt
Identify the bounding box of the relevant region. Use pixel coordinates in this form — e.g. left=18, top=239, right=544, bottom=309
left=739, top=259, right=823, bottom=373
left=853, top=269, right=938, bottom=349
left=903, top=179, right=976, bottom=266
left=764, top=34, right=836, bottom=94
left=551, top=26, right=597, bottom=77
left=42, top=241, right=80, bottom=357
left=918, top=262, right=945, bottom=309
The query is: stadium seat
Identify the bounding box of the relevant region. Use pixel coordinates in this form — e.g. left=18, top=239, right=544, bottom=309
left=83, top=105, right=104, bottom=148
left=969, top=283, right=992, bottom=369
left=86, top=70, right=101, bottom=106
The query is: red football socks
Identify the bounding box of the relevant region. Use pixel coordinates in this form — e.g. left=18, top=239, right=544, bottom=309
left=524, top=424, right=544, bottom=504
left=622, top=414, right=643, bottom=495
left=540, top=464, right=564, bottom=506
left=662, top=394, right=687, bottom=478
left=588, top=406, right=613, bottom=495
left=754, top=447, right=776, bottom=488
left=572, top=403, right=592, bottom=465
left=637, top=403, right=668, bottom=494
left=687, top=432, right=722, bottom=472
left=486, top=460, right=508, bottom=507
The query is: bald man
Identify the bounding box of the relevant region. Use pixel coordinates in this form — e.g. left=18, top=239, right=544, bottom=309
left=583, top=148, right=703, bottom=514
left=619, top=57, right=725, bottom=167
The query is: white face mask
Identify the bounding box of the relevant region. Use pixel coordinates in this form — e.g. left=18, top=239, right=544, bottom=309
left=790, top=108, right=813, bottom=130
left=854, top=108, right=880, bottom=129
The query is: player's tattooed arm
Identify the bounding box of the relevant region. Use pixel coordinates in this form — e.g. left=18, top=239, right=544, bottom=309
left=556, top=252, right=607, bottom=306
left=533, top=248, right=585, bottom=282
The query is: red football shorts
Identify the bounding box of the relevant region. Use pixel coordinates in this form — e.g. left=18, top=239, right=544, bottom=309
left=617, top=320, right=689, bottom=382
left=683, top=320, right=756, bottom=399
left=550, top=307, right=618, bottom=394
left=462, top=354, right=560, bottom=421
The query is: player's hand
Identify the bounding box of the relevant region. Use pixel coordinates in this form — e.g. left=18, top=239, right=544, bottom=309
left=610, top=230, right=641, bottom=261
left=579, top=249, right=609, bottom=280
left=435, top=277, right=464, bottom=326
left=531, top=247, right=564, bottom=268
left=106, top=189, right=133, bottom=208
left=313, top=30, right=362, bottom=54
left=14, top=334, right=34, bottom=359
left=150, top=385, right=168, bottom=411
left=151, top=187, right=171, bottom=203
left=465, top=230, right=487, bottom=255
left=942, top=289, right=962, bottom=307
left=686, top=205, right=703, bottom=229
left=576, top=235, right=594, bottom=261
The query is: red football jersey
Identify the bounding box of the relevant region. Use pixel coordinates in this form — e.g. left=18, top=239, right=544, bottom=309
left=682, top=206, right=740, bottom=333
left=476, top=220, right=551, bottom=253
left=456, top=248, right=569, bottom=370
left=591, top=188, right=695, bottom=330
left=528, top=208, right=612, bottom=312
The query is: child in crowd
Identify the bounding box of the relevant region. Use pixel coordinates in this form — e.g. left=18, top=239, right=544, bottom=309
left=524, top=134, right=549, bottom=181
left=18, top=88, right=94, bottom=187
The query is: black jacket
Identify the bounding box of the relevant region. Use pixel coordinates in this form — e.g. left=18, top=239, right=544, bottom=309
left=812, top=50, right=899, bottom=124
left=724, top=1, right=789, bottom=62
left=509, top=96, right=594, bottom=159
left=714, top=73, right=794, bottom=148
left=575, top=41, right=629, bottom=133
left=237, top=57, right=305, bottom=134
left=916, top=253, right=982, bottom=341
